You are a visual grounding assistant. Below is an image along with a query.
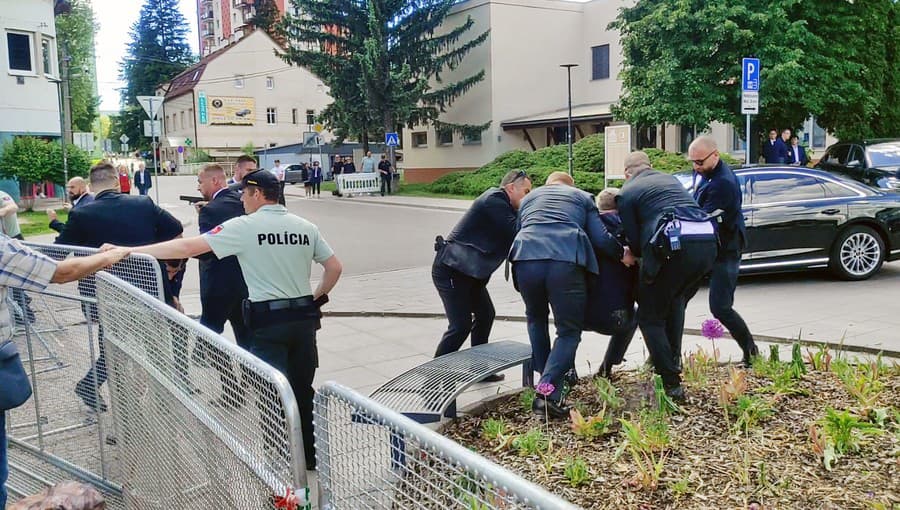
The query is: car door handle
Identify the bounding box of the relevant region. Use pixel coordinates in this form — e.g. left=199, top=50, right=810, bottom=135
left=821, top=208, right=841, bottom=215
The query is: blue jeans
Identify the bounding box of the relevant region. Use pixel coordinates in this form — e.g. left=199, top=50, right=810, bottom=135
left=514, top=260, right=586, bottom=400
left=1, top=411, right=8, bottom=509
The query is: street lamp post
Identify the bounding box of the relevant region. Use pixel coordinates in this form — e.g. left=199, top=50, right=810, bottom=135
left=560, top=63, right=578, bottom=176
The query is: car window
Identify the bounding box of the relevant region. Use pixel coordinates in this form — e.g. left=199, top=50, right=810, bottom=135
left=823, top=145, right=850, bottom=165
left=750, top=173, right=828, bottom=204
left=821, top=180, right=857, bottom=198
left=847, top=146, right=865, bottom=167
left=867, top=142, right=900, bottom=167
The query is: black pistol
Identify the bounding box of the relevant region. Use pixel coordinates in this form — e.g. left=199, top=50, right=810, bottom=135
left=180, top=195, right=204, bottom=205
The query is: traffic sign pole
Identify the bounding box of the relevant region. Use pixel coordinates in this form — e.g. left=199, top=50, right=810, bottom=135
left=741, top=58, right=760, bottom=166
left=149, top=96, right=160, bottom=203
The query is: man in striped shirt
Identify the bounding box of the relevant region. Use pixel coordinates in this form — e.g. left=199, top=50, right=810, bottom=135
left=0, top=234, right=129, bottom=509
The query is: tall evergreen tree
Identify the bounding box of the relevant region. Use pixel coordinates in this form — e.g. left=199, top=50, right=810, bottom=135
left=56, top=0, right=100, bottom=132
left=119, top=0, right=195, bottom=149
left=279, top=0, right=489, bottom=151
left=249, top=0, right=282, bottom=35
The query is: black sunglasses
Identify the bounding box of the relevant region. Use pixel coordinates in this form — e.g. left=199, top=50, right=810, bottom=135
left=691, top=151, right=717, bottom=166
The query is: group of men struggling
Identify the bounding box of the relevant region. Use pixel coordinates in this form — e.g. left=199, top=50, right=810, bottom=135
left=433, top=135, right=757, bottom=418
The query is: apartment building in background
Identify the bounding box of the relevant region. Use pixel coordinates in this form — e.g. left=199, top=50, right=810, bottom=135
left=158, top=29, right=332, bottom=164
left=197, top=0, right=288, bottom=56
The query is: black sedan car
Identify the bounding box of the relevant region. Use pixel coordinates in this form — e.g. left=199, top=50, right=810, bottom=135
left=283, top=164, right=308, bottom=184
left=677, top=166, right=900, bottom=280
left=815, top=139, right=900, bottom=190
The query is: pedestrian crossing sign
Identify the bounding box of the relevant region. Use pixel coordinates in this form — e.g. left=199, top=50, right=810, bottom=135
left=385, top=132, right=400, bottom=147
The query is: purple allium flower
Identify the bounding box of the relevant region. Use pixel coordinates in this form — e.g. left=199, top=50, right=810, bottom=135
left=535, top=382, right=556, bottom=397
left=701, top=318, right=725, bottom=340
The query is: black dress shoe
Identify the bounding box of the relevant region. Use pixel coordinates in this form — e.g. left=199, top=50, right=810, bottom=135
left=479, top=373, right=505, bottom=383
left=564, top=368, right=579, bottom=387
left=665, top=385, right=686, bottom=403
left=532, top=396, right=570, bottom=420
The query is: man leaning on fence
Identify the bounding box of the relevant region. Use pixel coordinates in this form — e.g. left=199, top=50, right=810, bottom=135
left=1, top=234, right=129, bottom=509
left=102, top=169, right=343, bottom=471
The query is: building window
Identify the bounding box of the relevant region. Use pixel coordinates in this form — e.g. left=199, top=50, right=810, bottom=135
left=412, top=132, right=428, bottom=148
left=680, top=125, right=696, bottom=153
left=732, top=128, right=746, bottom=151
left=188, top=109, right=194, bottom=127
left=437, top=129, right=453, bottom=146
left=306, top=109, right=315, bottom=125
left=234, top=74, right=245, bottom=88
left=180, top=112, right=185, bottom=129
left=807, top=116, right=826, bottom=148
left=266, top=107, right=277, bottom=125
left=266, top=76, right=274, bottom=89
left=591, top=44, right=610, bottom=80
left=292, top=108, right=298, bottom=125
left=41, top=38, right=54, bottom=76
left=463, top=131, right=482, bottom=145
left=7, top=32, right=33, bottom=73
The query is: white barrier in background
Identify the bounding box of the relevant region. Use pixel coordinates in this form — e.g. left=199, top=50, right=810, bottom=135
left=335, top=174, right=380, bottom=196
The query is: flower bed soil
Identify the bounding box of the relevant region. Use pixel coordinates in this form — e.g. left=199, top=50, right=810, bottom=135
left=442, top=353, right=900, bottom=509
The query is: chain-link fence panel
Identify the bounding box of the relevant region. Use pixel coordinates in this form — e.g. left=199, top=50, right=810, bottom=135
left=95, top=272, right=309, bottom=509
left=314, top=382, right=580, bottom=510
left=5, top=244, right=167, bottom=506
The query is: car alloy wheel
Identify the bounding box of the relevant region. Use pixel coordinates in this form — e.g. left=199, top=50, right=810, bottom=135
left=832, top=226, right=884, bottom=280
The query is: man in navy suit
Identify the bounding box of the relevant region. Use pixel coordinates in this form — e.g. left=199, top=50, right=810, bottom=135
left=134, top=162, right=153, bottom=196
left=510, top=171, right=635, bottom=418
left=788, top=135, right=809, bottom=166
left=56, top=163, right=183, bottom=411
left=47, top=177, right=94, bottom=233
left=432, top=169, right=532, bottom=376
left=688, top=137, right=757, bottom=365
left=761, top=129, right=789, bottom=164
left=194, top=164, right=250, bottom=407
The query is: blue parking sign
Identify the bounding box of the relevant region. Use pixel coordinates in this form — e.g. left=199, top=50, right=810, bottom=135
left=742, top=58, right=760, bottom=92
left=385, top=132, right=400, bottom=147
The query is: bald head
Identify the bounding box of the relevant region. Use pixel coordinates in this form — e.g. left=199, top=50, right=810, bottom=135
left=688, top=136, right=717, bottom=154
left=687, top=135, right=720, bottom=174
left=623, top=151, right=652, bottom=179
left=546, top=171, right=574, bottom=186
left=66, top=176, right=88, bottom=200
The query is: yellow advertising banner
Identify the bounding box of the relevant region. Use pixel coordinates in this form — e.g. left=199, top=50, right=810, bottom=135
left=207, top=96, right=255, bottom=125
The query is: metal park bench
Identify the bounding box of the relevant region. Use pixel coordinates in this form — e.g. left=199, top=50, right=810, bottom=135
left=368, top=340, right=534, bottom=423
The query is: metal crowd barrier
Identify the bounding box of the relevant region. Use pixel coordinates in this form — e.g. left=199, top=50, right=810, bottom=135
left=5, top=243, right=166, bottom=507
left=95, top=272, right=310, bottom=509
left=335, top=174, right=381, bottom=196
left=314, top=382, right=580, bottom=510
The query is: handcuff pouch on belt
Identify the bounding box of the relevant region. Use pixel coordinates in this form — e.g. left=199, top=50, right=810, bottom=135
left=242, top=295, right=328, bottom=330
left=649, top=207, right=718, bottom=261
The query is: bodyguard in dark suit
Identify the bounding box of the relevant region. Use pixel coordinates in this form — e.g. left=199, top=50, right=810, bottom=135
left=195, top=164, right=250, bottom=407
left=134, top=163, right=153, bottom=195
left=617, top=152, right=716, bottom=401
left=47, top=177, right=94, bottom=233
left=510, top=172, right=633, bottom=418
left=761, top=129, right=789, bottom=164
left=432, top=170, right=533, bottom=375
left=788, top=136, right=809, bottom=166
left=688, top=137, right=757, bottom=365
left=56, top=163, right=183, bottom=411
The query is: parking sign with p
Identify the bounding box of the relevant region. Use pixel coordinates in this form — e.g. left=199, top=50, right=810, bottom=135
left=742, top=58, right=760, bottom=92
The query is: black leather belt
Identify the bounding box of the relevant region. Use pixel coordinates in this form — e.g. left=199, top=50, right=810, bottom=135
left=248, top=296, right=314, bottom=313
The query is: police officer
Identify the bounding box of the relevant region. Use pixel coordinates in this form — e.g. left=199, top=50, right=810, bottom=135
left=688, top=136, right=757, bottom=366
left=108, top=169, right=342, bottom=470
left=617, top=151, right=716, bottom=401
left=432, top=169, right=532, bottom=379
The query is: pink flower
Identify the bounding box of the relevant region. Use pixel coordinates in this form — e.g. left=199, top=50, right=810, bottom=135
left=701, top=318, right=725, bottom=341
left=535, top=382, right=556, bottom=397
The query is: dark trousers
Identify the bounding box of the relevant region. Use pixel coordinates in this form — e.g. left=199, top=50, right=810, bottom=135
left=703, top=250, right=756, bottom=357
left=380, top=174, right=392, bottom=195
left=598, top=312, right=640, bottom=371
left=431, top=262, right=495, bottom=357
left=1, top=411, right=7, bottom=509
left=278, top=182, right=286, bottom=206
left=312, top=181, right=321, bottom=196
left=200, top=291, right=250, bottom=402
left=76, top=322, right=107, bottom=402
left=248, top=319, right=318, bottom=469
left=637, top=240, right=716, bottom=387
left=514, top=260, right=586, bottom=400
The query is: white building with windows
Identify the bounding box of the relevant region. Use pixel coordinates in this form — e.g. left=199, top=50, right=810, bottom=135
left=400, top=0, right=835, bottom=182
left=158, top=29, right=332, bottom=164
left=0, top=0, right=61, bottom=144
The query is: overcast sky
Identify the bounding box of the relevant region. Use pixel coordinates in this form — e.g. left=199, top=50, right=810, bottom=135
left=92, top=0, right=199, bottom=112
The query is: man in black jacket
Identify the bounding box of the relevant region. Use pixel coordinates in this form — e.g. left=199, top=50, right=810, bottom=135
left=617, top=152, right=717, bottom=401
left=195, top=164, right=251, bottom=406
left=688, top=137, right=757, bottom=365
left=56, top=163, right=184, bottom=411
left=432, top=169, right=532, bottom=377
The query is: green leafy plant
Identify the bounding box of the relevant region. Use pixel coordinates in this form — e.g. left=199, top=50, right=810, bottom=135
left=652, top=374, right=680, bottom=415
left=833, top=358, right=885, bottom=409
left=563, top=457, right=592, bottom=488
left=821, top=408, right=882, bottom=455
left=618, top=416, right=668, bottom=490
left=668, top=475, right=693, bottom=499
left=729, top=395, right=774, bottom=433
left=682, top=347, right=715, bottom=385
left=805, top=344, right=833, bottom=372
left=480, top=418, right=506, bottom=441
left=769, top=344, right=780, bottom=363
left=569, top=406, right=612, bottom=440
left=519, top=388, right=536, bottom=413
left=511, top=428, right=548, bottom=457
left=789, top=343, right=808, bottom=378
left=592, top=377, right=625, bottom=409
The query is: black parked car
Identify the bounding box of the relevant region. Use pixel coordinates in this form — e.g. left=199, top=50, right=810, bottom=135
left=815, top=139, right=900, bottom=190
left=283, top=164, right=308, bottom=184
left=676, top=166, right=900, bottom=280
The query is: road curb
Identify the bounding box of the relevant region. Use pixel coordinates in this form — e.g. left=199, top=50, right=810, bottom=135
left=283, top=188, right=469, bottom=212
left=324, top=310, right=900, bottom=359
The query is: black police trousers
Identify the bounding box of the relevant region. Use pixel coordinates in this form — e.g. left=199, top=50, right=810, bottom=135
left=637, top=239, right=716, bottom=387
left=199, top=289, right=250, bottom=404
left=247, top=318, right=318, bottom=470
left=431, top=262, right=495, bottom=357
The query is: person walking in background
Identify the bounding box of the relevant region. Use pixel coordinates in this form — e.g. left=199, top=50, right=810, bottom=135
left=331, top=156, right=343, bottom=179
left=762, top=129, right=789, bottom=164
left=378, top=154, right=393, bottom=196
left=342, top=155, right=356, bottom=174
left=310, top=160, right=323, bottom=197
left=788, top=135, right=809, bottom=166
left=361, top=151, right=377, bottom=173
left=118, top=165, right=131, bottom=194
left=688, top=136, right=758, bottom=366
left=270, top=159, right=287, bottom=206
left=134, top=162, right=152, bottom=196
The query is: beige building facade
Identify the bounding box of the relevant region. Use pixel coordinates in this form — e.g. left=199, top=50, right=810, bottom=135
left=158, top=30, right=332, bottom=164
left=401, top=0, right=835, bottom=182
